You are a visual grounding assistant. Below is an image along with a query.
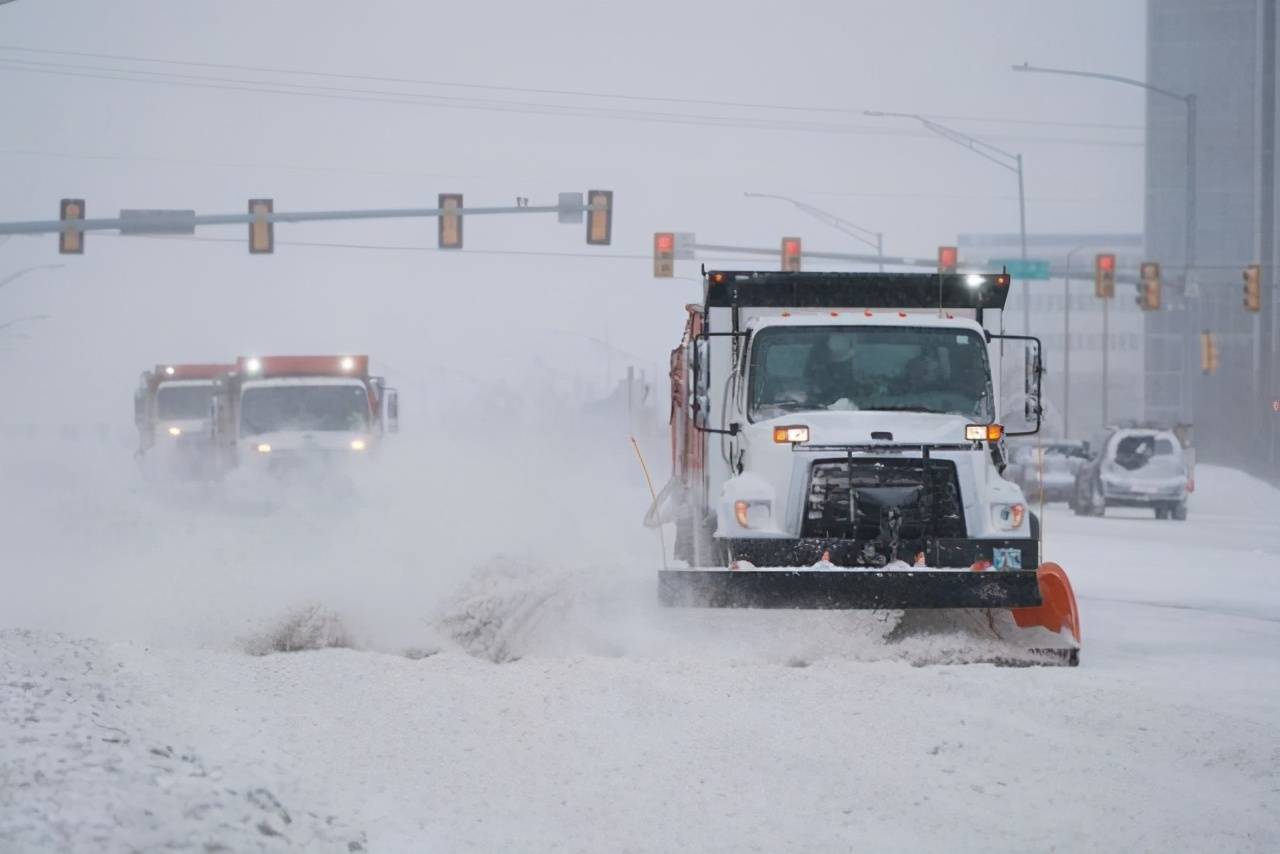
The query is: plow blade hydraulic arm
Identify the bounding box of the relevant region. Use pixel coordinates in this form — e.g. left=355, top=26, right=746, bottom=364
left=659, top=569, right=1044, bottom=610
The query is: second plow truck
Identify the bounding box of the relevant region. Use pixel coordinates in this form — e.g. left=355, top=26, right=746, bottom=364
left=210, top=355, right=398, bottom=476
left=649, top=270, right=1081, bottom=665
left=134, top=363, right=233, bottom=478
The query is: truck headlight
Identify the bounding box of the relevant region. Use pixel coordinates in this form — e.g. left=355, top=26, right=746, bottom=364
left=966, top=424, right=1003, bottom=442
left=350, top=439, right=366, bottom=451
left=992, top=502, right=1025, bottom=530
left=168, top=426, right=182, bottom=437
left=256, top=443, right=272, bottom=454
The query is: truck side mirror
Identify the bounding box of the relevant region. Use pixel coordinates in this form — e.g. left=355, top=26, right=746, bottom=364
left=385, top=388, right=400, bottom=434
left=1023, top=344, right=1042, bottom=424
left=692, top=337, right=710, bottom=429
left=992, top=333, right=1044, bottom=437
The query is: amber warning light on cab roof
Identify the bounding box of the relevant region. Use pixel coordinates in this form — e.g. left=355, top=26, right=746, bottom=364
left=151, top=364, right=234, bottom=383
left=237, top=355, right=370, bottom=377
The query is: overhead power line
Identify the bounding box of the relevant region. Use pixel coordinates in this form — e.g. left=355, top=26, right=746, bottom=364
left=0, top=149, right=1131, bottom=202
left=0, top=56, right=1142, bottom=148
left=0, top=44, right=1144, bottom=131
left=0, top=61, right=1144, bottom=149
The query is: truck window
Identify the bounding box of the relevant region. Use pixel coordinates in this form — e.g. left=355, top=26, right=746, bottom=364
left=240, top=385, right=371, bottom=436
left=155, top=385, right=215, bottom=420
left=748, top=326, right=994, bottom=421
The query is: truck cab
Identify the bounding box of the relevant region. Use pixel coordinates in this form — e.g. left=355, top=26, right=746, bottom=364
left=662, top=270, right=1044, bottom=571
left=134, top=363, right=233, bottom=476
left=210, top=355, right=398, bottom=474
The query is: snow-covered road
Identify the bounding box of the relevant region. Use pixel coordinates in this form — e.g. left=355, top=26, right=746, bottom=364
left=2, top=438, right=1278, bottom=852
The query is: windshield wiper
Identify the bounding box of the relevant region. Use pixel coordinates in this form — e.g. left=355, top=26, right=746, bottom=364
left=860, top=405, right=943, bottom=413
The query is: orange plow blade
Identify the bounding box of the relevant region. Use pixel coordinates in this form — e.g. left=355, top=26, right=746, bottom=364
left=1011, top=562, right=1082, bottom=645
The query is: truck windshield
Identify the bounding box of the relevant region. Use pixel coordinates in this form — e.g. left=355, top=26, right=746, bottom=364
left=748, top=326, right=994, bottom=421
left=239, top=385, right=370, bottom=436
left=156, top=384, right=215, bottom=420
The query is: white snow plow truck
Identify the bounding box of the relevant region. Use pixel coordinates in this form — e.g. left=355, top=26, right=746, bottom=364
left=134, top=362, right=233, bottom=478
left=210, top=355, right=398, bottom=475
left=648, top=270, right=1081, bottom=665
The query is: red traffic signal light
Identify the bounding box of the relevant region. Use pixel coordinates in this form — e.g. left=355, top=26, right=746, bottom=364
left=653, top=232, right=675, bottom=278
left=1243, top=264, right=1261, bottom=312
left=937, top=245, right=958, bottom=274
left=59, top=198, right=85, bottom=255
left=1095, top=253, right=1116, bottom=298
left=781, top=237, right=801, bottom=272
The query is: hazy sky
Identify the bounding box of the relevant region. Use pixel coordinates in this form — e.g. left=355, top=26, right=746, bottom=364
left=0, top=0, right=1147, bottom=423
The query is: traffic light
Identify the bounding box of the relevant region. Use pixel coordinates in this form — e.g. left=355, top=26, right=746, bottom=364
left=1094, top=253, right=1116, bottom=299
left=586, top=189, right=613, bottom=246
left=1199, top=331, right=1220, bottom=375
left=438, top=194, right=463, bottom=249
left=248, top=198, right=273, bottom=254
left=1243, top=264, right=1261, bottom=312
left=937, top=245, right=958, bottom=274
left=781, top=237, right=802, bottom=272
left=653, top=232, right=674, bottom=278
left=1138, top=262, right=1161, bottom=310
left=59, top=198, right=85, bottom=255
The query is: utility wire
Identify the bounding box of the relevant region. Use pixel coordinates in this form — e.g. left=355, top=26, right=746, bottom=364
left=0, top=44, right=1144, bottom=131
left=0, top=58, right=1143, bottom=148
left=0, top=149, right=1127, bottom=202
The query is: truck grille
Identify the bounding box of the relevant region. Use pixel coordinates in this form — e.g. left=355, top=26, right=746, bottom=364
left=801, top=458, right=966, bottom=541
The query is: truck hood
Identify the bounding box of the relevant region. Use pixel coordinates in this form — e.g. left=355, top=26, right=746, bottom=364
left=752, top=409, right=976, bottom=447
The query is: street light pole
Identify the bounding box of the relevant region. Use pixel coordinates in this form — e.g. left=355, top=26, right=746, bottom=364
left=743, top=193, right=886, bottom=272
left=1012, top=62, right=1198, bottom=427
left=864, top=111, right=1029, bottom=331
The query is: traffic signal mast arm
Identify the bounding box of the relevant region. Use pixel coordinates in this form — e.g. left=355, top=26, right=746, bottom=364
left=6, top=200, right=609, bottom=234
left=6, top=194, right=614, bottom=253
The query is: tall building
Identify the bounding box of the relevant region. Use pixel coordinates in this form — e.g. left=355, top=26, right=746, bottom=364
left=1146, top=0, right=1279, bottom=472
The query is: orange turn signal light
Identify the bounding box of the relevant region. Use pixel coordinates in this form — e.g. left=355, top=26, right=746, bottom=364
left=773, top=425, right=810, bottom=444
left=734, top=500, right=750, bottom=528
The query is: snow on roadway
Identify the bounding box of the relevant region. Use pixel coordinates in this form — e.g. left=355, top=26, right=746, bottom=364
left=2, top=432, right=1278, bottom=852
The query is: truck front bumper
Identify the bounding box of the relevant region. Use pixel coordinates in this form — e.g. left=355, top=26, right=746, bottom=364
left=659, top=566, right=1043, bottom=609
left=723, top=536, right=1039, bottom=571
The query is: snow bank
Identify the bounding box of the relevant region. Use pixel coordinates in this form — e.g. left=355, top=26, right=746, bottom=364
left=0, top=629, right=366, bottom=853
left=3, top=626, right=1276, bottom=853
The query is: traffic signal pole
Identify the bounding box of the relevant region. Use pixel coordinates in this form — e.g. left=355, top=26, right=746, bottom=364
left=0, top=194, right=612, bottom=244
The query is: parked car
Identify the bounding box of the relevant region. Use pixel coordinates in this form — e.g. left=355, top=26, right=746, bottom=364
left=1005, top=440, right=1091, bottom=503
left=1070, top=427, right=1189, bottom=519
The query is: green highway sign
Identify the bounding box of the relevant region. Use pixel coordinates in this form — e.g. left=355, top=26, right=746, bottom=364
left=990, top=258, right=1052, bottom=280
